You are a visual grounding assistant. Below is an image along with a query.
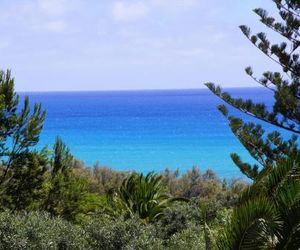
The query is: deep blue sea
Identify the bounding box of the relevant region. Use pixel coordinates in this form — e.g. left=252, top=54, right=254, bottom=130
left=19, top=88, right=288, bottom=179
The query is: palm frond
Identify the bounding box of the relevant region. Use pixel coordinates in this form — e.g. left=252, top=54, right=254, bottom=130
left=218, top=197, right=281, bottom=250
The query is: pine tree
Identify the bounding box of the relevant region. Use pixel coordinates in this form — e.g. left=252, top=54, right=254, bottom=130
left=205, top=3, right=300, bottom=247
left=0, top=70, right=47, bottom=209
left=206, top=0, right=300, bottom=180
left=44, top=137, right=88, bottom=221
left=1, top=150, right=48, bottom=210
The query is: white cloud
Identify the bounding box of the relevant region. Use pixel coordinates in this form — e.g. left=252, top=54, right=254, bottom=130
left=112, top=1, right=149, bottom=22
left=37, top=0, right=67, bottom=16
left=44, top=20, right=66, bottom=32
left=174, top=48, right=213, bottom=58
left=111, top=0, right=199, bottom=22
left=151, top=0, right=199, bottom=9
left=0, top=39, right=10, bottom=50
left=0, top=0, right=77, bottom=33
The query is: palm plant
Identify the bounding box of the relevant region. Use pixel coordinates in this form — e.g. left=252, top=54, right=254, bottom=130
left=108, top=172, right=186, bottom=223
left=218, top=153, right=300, bottom=249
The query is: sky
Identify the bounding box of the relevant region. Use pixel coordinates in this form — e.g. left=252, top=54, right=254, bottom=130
left=0, top=0, right=280, bottom=91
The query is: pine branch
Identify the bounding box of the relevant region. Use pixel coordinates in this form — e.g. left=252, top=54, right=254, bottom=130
left=240, top=26, right=300, bottom=77
left=274, top=0, right=300, bottom=18
left=206, top=83, right=300, bottom=134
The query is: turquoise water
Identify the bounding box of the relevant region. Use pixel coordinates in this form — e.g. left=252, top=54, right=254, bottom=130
left=19, top=88, right=284, bottom=178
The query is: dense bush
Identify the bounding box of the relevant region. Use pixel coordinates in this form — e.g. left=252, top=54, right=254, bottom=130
left=166, top=225, right=206, bottom=250
left=82, top=216, right=144, bottom=250
left=0, top=207, right=235, bottom=250
left=0, top=211, right=89, bottom=250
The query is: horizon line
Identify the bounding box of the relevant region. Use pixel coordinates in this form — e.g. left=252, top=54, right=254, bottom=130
left=17, top=86, right=264, bottom=93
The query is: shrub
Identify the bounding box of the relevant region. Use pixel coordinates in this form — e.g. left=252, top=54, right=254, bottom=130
left=0, top=211, right=89, bottom=250
left=124, top=224, right=164, bottom=250
left=166, top=225, right=206, bottom=250
left=82, top=216, right=143, bottom=250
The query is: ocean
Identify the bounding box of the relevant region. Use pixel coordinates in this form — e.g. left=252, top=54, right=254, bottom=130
left=19, top=88, right=286, bottom=179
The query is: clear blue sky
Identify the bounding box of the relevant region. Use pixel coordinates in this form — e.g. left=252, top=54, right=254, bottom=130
left=0, top=0, right=279, bottom=91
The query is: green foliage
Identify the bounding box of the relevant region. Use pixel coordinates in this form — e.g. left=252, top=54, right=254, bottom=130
left=155, top=204, right=189, bottom=240
left=43, top=137, right=103, bottom=222
left=0, top=165, right=243, bottom=249
left=0, top=70, right=47, bottom=210
left=0, top=210, right=89, bottom=250
left=161, top=167, right=234, bottom=199
left=124, top=227, right=164, bottom=250
left=108, top=172, right=187, bottom=223
left=205, top=0, right=300, bottom=179
left=201, top=204, right=216, bottom=250
left=218, top=154, right=300, bottom=249
left=44, top=137, right=74, bottom=218
left=219, top=197, right=281, bottom=249
left=82, top=215, right=210, bottom=250
left=52, top=137, right=73, bottom=175
left=0, top=151, right=48, bottom=210
left=205, top=1, right=300, bottom=248
left=89, top=164, right=127, bottom=194
left=0, top=70, right=46, bottom=171
left=0, top=204, right=234, bottom=250
left=179, top=167, right=222, bottom=198
left=166, top=225, right=206, bottom=250
left=82, top=216, right=146, bottom=250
